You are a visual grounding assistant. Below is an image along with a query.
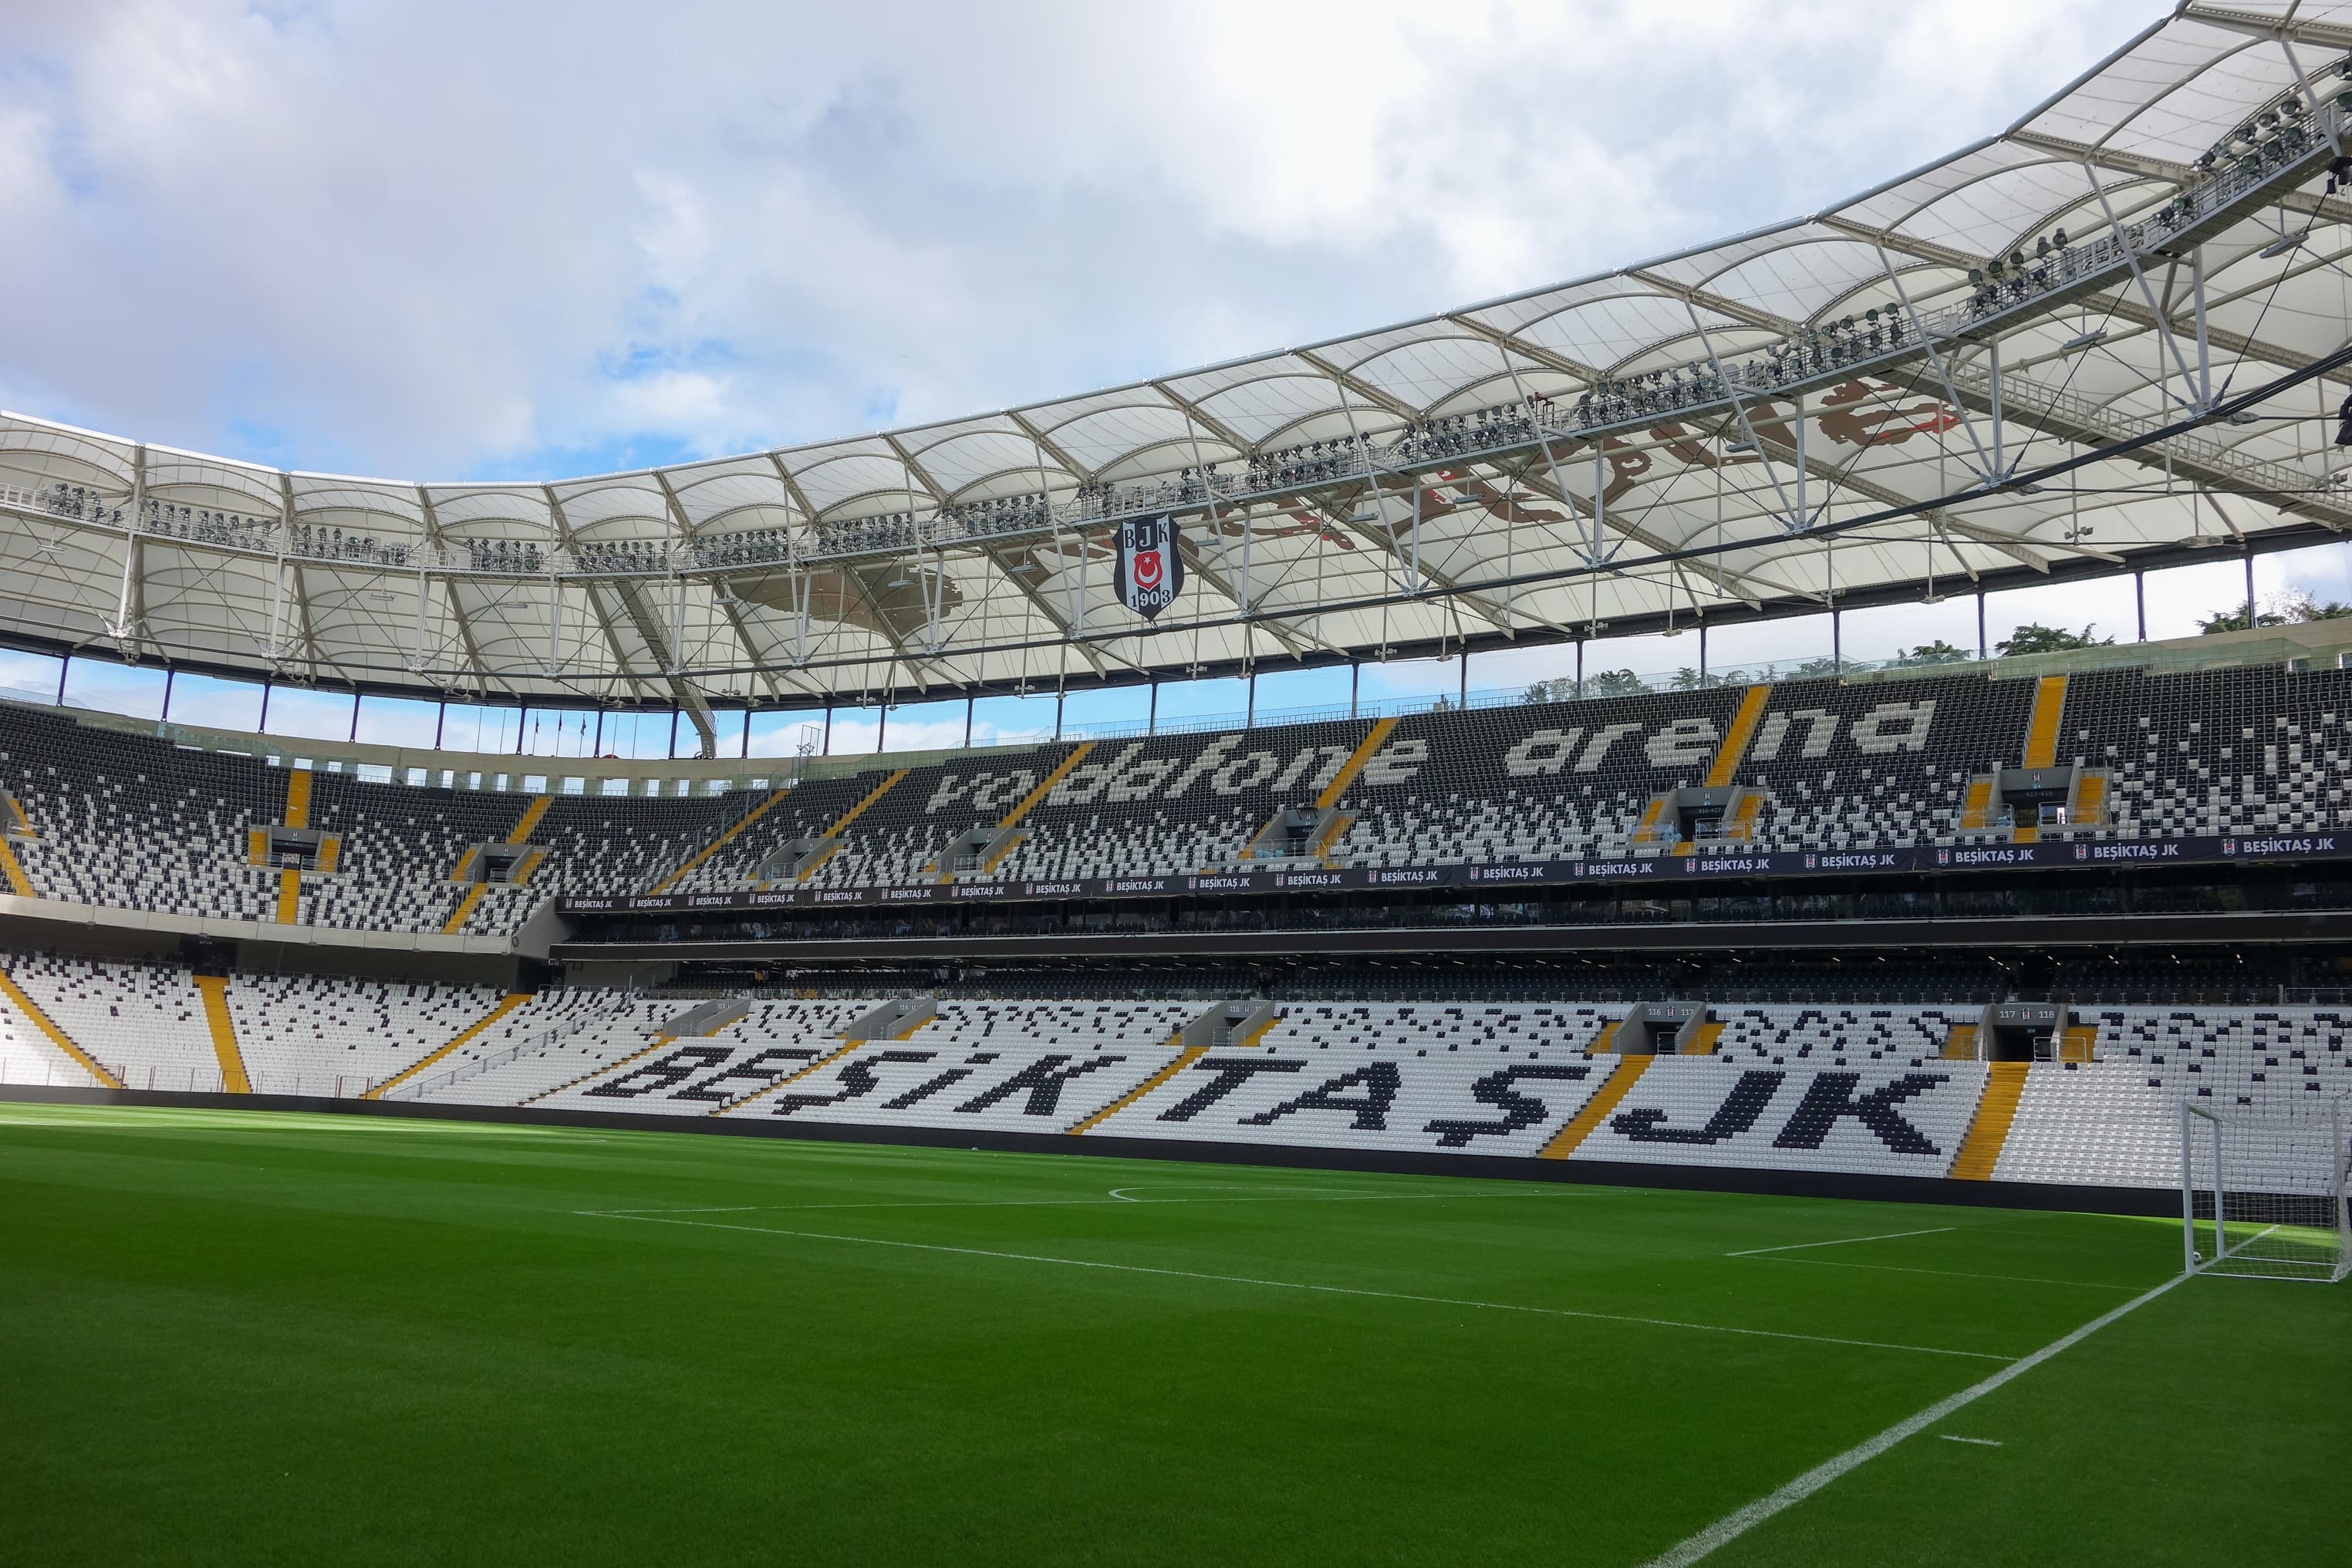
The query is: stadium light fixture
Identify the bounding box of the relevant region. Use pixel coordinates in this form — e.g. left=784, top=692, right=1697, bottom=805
left=2225, top=410, right=2262, bottom=426
left=2058, top=329, right=2107, bottom=356
left=1725, top=439, right=1758, bottom=454
left=2258, top=228, right=2310, bottom=259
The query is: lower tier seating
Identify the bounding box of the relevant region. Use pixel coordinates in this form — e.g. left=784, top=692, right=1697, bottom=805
left=1, top=962, right=2343, bottom=1194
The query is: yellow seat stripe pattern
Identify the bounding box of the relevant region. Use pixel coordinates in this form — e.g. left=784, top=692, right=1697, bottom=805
left=192, top=975, right=251, bottom=1094
left=1068, top=1041, right=1202, bottom=1134
left=0, top=967, right=121, bottom=1087
left=650, top=787, right=794, bottom=894
left=1317, top=717, right=1400, bottom=809
left=1539, top=1055, right=1650, bottom=1159
left=1705, top=685, right=1772, bottom=787
left=366, top=993, right=532, bottom=1100
left=1950, top=1061, right=2029, bottom=1180
left=2022, top=674, right=2067, bottom=769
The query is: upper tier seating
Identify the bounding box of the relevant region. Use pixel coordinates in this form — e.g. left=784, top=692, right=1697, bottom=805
left=460, top=794, right=735, bottom=929
left=1348, top=690, right=1748, bottom=865
left=2067, top=666, right=2352, bottom=840
left=666, top=774, right=903, bottom=892
left=0, top=705, right=280, bottom=922
left=5, top=662, right=2352, bottom=929
left=1739, top=676, right=2029, bottom=851
left=302, top=771, right=518, bottom=932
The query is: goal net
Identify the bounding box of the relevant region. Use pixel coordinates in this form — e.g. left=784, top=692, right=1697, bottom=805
left=2181, top=1101, right=2350, bottom=1283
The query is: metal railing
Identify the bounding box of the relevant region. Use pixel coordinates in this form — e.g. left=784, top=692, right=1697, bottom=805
left=387, top=990, right=639, bottom=1101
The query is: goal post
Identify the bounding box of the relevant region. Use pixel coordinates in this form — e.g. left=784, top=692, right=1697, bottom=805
left=2181, top=1101, right=2350, bottom=1283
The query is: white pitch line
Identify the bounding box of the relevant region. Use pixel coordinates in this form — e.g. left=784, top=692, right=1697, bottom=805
left=587, top=1209, right=2010, bottom=1362
left=1939, top=1435, right=2003, bottom=1447
left=586, top=1189, right=1553, bottom=1217
left=1726, top=1226, right=1956, bottom=1257
left=1740, top=1256, right=2140, bottom=1293
left=1638, top=1270, right=2186, bottom=1567
left=2212, top=1222, right=2282, bottom=1263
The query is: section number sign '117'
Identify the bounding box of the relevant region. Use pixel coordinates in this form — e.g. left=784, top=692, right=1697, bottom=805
left=1115, top=514, right=1185, bottom=621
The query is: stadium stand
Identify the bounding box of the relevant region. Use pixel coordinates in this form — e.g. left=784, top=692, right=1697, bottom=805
left=0, top=953, right=225, bottom=1090
left=8, top=664, right=2352, bottom=936
left=0, top=933, right=2345, bottom=1199
left=225, top=972, right=504, bottom=1094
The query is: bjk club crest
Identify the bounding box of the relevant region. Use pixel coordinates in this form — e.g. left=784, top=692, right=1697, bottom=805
left=1115, top=514, right=1185, bottom=621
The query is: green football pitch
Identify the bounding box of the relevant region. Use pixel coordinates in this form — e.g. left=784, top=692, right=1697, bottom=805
left=2, top=1102, right=2344, bottom=1566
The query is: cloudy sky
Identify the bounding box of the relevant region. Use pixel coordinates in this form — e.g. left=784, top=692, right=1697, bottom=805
left=5, top=0, right=2341, bottom=751
left=2, top=0, right=2166, bottom=482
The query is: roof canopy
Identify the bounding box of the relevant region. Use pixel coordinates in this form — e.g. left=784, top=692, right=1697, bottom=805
left=5, top=2, right=2352, bottom=743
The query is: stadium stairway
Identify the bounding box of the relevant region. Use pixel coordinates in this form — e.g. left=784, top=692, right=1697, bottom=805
left=1949, top=1061, right=2030, bottom=1180
left=274, top=767, right=312, bottom=924
left=1706, top=685, right=1773, bottom=787
left=522, top=1033, right=681, bottom=1107
left=2023, top=675, right=2069, bottom=769
left=365, top=992, right=533, bottom=1101
left=931, top=743, right=1098, bottom=882
left=778, top=769, right=909, bottom=886
left=1540, top=1055, right=1650, bottom=1159
left=441, top=793, right=555, bottom=934
left=0, top=965, right=120, bottom=1087
left=711, top=1039, right=866, bottom=1114
left=2010, top=676, right=2070, bottom=845
left=717, top=996, right=941, bottom=1112
left=650, top=787, right=795, bottom=895
left=1067, top=1046, right=1205, bottom=1135
left=191, top=974, right=252, bottom=1094
left=0, top=792, right=36, bottom=898
left=1321, top=717, right=1398, bottom=809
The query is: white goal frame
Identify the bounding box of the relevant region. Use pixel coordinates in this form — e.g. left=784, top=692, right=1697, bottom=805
left=2180, top=1101, right=2350, bottom=1283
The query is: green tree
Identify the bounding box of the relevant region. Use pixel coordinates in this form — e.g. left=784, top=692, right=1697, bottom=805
left=1996, top=622, right=2112, bottom=656
left=2279, top=591, right=2352, bottom=623
left=1521, top=677, right=1578, bottom=705
left=2198, top=605, right=2288, bottom=635
left=1891, top=639, right=1972, bottom=666
left=1584, top=669, right=1647, bottom=697
left=2197, top=589, right=2352, bottom=633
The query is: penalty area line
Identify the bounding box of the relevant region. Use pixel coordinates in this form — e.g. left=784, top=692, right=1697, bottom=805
left=1638, top=1270, right=2187, bottom=1567
left=584, top=1210, right=2010, bottom=1363
left=1725, top=1226, right=1955, bottom=1256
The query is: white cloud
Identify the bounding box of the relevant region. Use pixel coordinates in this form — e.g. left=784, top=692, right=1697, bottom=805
left=0, top=0, right=2155, bottom=480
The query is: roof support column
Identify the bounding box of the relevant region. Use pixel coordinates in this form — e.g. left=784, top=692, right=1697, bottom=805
left=1588, top=445, right=1604, bottom=636
left=1869, top=240, right=1999, bottom=485
left=2191, top=246, right=2215, bottom=410
left=2085, top=160, right=2207, bottom=412
left=107, top=445, right=146, bottom=647
left=1681, top=303, right=1806, bottom=533
left=2277, top=35, right=2344, bottom=157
